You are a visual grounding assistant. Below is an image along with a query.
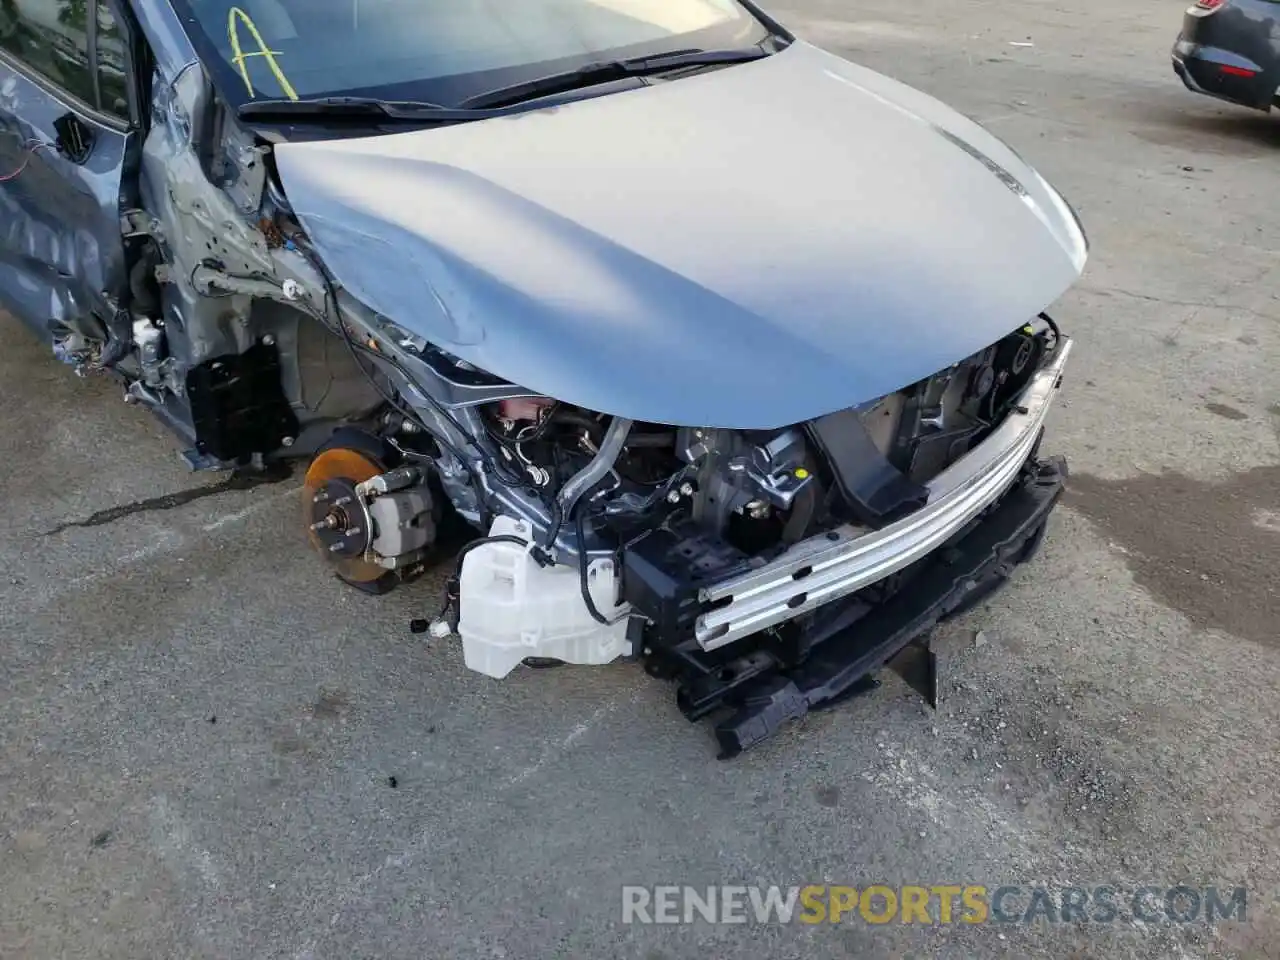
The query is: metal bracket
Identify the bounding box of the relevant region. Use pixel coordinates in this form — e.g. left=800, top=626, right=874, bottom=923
left=120, top=209, right=161, bottom=239
left=888, top=638, right=938, bottom=709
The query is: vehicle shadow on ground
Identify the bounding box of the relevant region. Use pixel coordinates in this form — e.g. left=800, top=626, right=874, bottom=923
left=1125, top=100, right=1280, bottom=157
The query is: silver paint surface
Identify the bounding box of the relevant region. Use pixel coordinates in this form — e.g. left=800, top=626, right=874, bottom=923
left=274, top=40, right=1087, bottom=428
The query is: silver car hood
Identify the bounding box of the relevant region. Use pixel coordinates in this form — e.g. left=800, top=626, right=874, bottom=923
left=273, top=41, right=1087, bottom=429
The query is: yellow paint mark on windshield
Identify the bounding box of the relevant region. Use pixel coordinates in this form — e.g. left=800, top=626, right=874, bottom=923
left=228, top=6, right=298, bottom=100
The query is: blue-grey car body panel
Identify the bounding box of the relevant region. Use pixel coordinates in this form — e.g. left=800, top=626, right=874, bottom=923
left=274, top=40, right=1087, bottom=430
left=0, top=63, right=132, bottom=337
left=130, top=0, right=198, bottom=85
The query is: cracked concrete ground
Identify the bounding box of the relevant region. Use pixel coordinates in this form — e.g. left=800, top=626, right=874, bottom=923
left=2, top=0, right=1278, bottom=957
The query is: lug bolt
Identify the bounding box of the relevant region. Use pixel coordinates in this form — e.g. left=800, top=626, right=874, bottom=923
left=281, top=436, right=295, bottom=447
left=312, top=491, right=328, bottom=503
left=666, top=490, right=681, bottom=504
left=679, top=482, right=694, bottom=496
left=328, top=542, right=344, bottom=553
left=311, top=516, right=337, bottom=531
left=332, top=496, right=352, bottom=507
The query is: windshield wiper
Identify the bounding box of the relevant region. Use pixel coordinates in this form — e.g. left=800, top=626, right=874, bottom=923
left=237, top=47, right=770, bottom=122
left=236, top=95, right=486, bottom=122
left=458, top=47, right=769, bottom=110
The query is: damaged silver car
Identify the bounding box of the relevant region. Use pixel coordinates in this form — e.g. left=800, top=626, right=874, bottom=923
left=0, top=0, right=1086, bottom=754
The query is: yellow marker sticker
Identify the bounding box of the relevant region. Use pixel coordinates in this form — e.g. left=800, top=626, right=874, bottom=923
left=228, top=6, right=298, bottom=101
left=794, top=468, right=810, bottom=480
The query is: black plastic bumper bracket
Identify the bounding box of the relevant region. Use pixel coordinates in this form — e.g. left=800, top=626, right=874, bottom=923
left=710, top=455, right=1067, bottom=758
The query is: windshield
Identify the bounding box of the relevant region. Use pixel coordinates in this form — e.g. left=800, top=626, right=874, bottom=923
left=171, top=0, right=769, bottom=110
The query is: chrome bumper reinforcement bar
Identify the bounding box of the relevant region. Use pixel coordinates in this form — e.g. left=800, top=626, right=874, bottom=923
left=696, top=338, right=1073, bottom=651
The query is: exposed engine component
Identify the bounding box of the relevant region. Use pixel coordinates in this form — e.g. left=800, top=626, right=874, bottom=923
left=340, top=319, right=1061, bottom=585
left=132, top=318, right=166, bottom=388
left=868, top=323, right=1053, bottom=484
left=726, top=430, right=812, bottom=511
left=306, top=318, right=1058, bottom=564
left=672, top=427, right=815, bottom=538
left=294, top=313, right=1068, bottom=754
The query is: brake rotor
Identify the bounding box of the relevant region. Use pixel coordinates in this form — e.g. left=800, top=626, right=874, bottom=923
left=302, top=447, right=385, bottom=583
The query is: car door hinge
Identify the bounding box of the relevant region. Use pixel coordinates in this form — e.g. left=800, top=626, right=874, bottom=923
left=120, top=209, right=163, bottom=240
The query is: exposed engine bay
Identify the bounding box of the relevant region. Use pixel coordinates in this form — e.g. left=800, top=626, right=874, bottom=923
left=292, top=310, right=1071, bottom=756
left=292, top=311, right=1059, bottom=584
left=10, top=6, right=1084, bottom=755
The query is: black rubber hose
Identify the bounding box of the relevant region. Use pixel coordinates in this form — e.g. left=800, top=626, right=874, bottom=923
left=451, top=534, right=529, bottom=581
left=623, top=432, right=677, bottom=448
left=551, top=409, right=606, bottom=444
left=536, top=499, right=564, bottom=565
left=575, top=509, right=613, bottom=625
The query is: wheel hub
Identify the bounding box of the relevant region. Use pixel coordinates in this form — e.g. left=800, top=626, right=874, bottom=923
left=308, top=477, right=373, bottom=559
left=302, top=447, right=386, bottom=583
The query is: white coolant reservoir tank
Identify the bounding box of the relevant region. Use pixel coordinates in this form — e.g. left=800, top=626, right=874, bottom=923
left=457, top=516, right=633, bottom=679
